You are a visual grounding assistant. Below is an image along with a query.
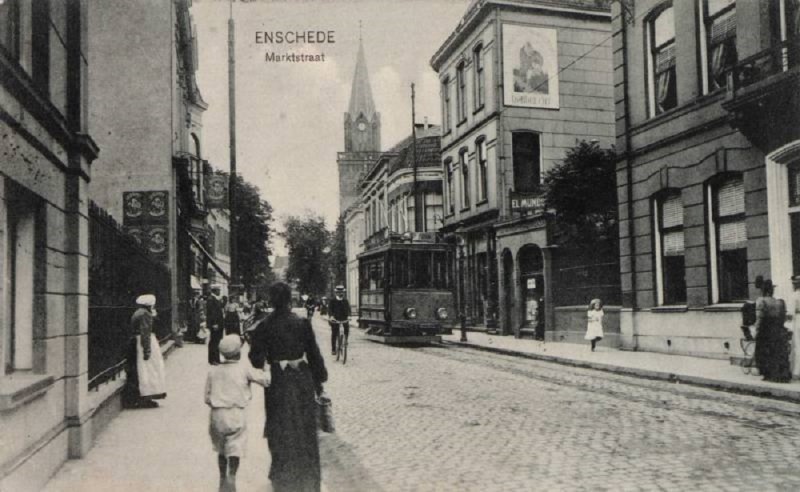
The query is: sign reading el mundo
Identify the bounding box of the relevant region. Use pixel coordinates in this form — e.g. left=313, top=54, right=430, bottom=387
left=502, top=24, right=559, bottom=109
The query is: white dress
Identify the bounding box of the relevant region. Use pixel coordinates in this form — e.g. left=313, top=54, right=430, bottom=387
left=584, top=309, right=604, bottom=340
left=137, top=333, right=166, bottom=398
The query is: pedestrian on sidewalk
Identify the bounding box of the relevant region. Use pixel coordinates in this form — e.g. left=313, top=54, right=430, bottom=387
left=225, top=298, right=242, bottom=336
left=205, top=335, right=270, bottom=492
left=584, top=298, right=604, bottom=352
left=123, top=294, right=167, bottom=408
left=248, top=282, right=328, bottom=492
left=207, top=285, right=225, bottom=365
left=754, top=279, right=792, bottom=382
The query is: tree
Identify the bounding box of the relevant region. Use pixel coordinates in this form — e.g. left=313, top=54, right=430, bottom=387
left=282, top=214, right=330, bottom=297
left=217, top=172, right=275, bottom=294
left=328, top=216, right=347, bottom=289
left=543, top=140, right=618, bottom=251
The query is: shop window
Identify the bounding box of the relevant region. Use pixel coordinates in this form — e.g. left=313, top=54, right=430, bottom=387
left=647, top=4, right=677, bottom=115
left=699, top=0, right=737, bottom=93
left=476, top=137, right=488, bottom=202
left=708, top=176, right=748, bottom=302
left=512, top=132, right=541, bottom=193
left=654, top=192, right=687, bottom=305
left=473, top=43, right=485, bottom=110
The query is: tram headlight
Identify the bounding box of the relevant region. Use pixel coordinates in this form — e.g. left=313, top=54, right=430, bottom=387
left=403, top=307, right=418, bottom=320
left=436, top=307, right=449, bottom=320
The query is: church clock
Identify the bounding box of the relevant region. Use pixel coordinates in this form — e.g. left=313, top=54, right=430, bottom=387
left=357, top=122, right=366, bottom=131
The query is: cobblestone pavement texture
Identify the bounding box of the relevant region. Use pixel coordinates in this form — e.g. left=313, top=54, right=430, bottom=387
left=44, top=311, right=800, bottom=491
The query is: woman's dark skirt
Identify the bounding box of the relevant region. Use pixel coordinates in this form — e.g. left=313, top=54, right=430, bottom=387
left=755, top=319, right=792, bottom=382
left=265, top=362, right=320, bottom=492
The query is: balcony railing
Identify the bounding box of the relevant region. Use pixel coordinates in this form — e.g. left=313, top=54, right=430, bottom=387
left=726, top=39, right=800, bottom=94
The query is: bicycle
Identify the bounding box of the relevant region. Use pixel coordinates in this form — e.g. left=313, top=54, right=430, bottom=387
left=740, top=337, right=756, bottom=375
left=331, top=319, right=348, bottom=364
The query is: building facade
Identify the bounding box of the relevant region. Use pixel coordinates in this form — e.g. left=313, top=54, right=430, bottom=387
left=614, top=0, right=800, bottom=360
left=431, top=0, right=617, bottom=341
left=88, top=0, right=208, bottom=330
left=0, top=1, right=99, bottom=489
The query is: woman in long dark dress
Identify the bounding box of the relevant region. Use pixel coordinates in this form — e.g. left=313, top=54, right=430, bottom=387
left=248, top=282, right=328, bottom=492
left=754, top=279, right=792, bottom=382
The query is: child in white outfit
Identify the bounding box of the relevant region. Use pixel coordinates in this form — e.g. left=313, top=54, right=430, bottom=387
left=585, top=298, right=605, bottom=352
left=205, top=335, right=270, bottom=492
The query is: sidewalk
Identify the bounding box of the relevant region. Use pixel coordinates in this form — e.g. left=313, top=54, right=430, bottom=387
left=442, top=330, right=800, bottom=402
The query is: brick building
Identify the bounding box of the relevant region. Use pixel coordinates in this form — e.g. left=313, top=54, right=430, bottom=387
left=430, top=0, right=618, bottom=341
left=613, top=0, right=800, bottom=359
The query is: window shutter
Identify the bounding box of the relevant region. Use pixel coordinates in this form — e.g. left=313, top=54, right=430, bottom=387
left=663, top=231, right=685, bottom=256
left=662, top=195, right=683, bottom=228
left=717, top=179, right=744, bottom=217
left=656, top=44, right=675, bottom=73
left=719, top=220, right=746, bottom=251
left=710, top=11, right=736, bottom=45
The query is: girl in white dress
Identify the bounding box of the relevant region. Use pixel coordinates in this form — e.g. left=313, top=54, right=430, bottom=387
left=585, top=298, right=604, bottom=352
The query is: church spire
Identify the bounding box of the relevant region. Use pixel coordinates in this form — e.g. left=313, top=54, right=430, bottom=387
left=347, top=33, right=377, bottom=121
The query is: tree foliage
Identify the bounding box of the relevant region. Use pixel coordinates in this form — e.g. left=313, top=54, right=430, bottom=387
left=543, top=140, right=618, bottom=251
left=218, top=172, right=274, bottom=293
left=283, top=214, right=331, bottom=297
left=328, top=216, right=347, bottom=288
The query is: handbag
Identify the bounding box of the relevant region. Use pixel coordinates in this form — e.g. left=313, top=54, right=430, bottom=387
left=316, top=391, right=335, bottom=433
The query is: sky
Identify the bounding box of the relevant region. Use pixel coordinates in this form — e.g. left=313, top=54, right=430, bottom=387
left=191, top=0, right=469, bottom=255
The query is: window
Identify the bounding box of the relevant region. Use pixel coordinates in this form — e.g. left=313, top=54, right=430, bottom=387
left=699, top=0, right=737, bottom=93
left=0, top=0, right=21, bottom=60
left=654, top=192, right=687, bottom=305
left=512, top=132, right=541, bottom=193
left=216, top=226, right=230, bottom=256
left=460, top=149, right=470, bottom=209
left=445, top=158, right=455, bottom=214
left=3, top=182, right=43, bottom=374
left=647, top=5, right=677, bottom=115
left=473, top=44, right=485, bottom=109
left=707, top=176, right=747, bottom=303
left=456, top=62, right=467, bottom=123
left=476, top=137, right=488, bottom=202
left=31, top=0, right=50, bottom=95
left=442, top=77, right=452, bottom=132
left=424, top=192, right=443, bottom=232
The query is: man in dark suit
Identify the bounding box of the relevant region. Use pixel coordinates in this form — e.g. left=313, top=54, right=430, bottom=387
left=206, top=285, right=225, bottom=365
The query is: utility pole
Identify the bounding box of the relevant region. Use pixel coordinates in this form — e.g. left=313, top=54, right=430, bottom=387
left=411, top=83, right=423, bottom=232
left=228, top=0, right=240, bottom=295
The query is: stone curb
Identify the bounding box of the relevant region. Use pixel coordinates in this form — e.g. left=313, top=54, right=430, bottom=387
left=443, top=340, right=800, bottom=403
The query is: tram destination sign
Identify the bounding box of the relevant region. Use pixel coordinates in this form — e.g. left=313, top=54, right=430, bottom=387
left=510, top=192, right=546, bottom=214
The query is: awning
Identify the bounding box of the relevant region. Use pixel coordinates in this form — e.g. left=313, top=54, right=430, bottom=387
left=187, top=231, right=231, bottom=282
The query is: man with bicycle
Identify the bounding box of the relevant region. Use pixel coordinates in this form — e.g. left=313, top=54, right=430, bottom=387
left=327, top=285, right=351, bottom=356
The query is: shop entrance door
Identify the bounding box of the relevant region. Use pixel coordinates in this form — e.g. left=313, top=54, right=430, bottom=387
left=518, top=245, right=544, bottom=339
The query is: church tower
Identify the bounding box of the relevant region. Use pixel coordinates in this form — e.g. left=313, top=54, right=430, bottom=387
left=337, top=34, right=382, bottom=214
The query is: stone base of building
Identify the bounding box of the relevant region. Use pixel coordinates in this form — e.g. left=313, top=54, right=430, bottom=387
left=619, top=307, right=742, bottom=360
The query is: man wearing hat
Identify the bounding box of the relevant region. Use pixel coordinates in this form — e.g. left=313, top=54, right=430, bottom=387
left=123, top=294, right=167, bottom=408
left=207, top=285, right=225, bottom=365
left=327, top=285, right=351, bottom=356
left=205, top=335, right=270, bottom=492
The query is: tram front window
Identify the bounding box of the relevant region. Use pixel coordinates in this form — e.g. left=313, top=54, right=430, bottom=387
left=390, top=250, right=450, bottom=289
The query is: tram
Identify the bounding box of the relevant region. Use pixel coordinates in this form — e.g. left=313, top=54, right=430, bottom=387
left=358, top=232, right=456, bottom=344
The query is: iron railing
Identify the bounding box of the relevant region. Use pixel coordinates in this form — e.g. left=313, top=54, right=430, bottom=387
left=726, top=39, right=800, bottom=94
left=88, top=203, right=172, bottom=390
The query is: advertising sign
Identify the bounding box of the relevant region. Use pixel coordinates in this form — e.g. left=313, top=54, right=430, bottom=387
left=503, top=24, right=559, bottom=109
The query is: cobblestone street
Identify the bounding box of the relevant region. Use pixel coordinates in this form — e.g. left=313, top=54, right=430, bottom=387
left=321, top=318, right=800, bottom=491
left=45, top=312, right=800, bottom=491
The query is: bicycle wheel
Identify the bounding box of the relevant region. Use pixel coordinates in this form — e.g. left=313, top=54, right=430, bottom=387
left=337, top=332, right=344, bottom=362
left=740, top=340, right=755, bottom=375
left=342, top=335, right=348, bottom=365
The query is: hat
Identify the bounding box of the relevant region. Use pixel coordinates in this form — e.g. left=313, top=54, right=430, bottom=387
left=211, top=284, right=222, bottom=292
left=792, top=275, right=800, bottom=284
left=136, top=294, right=156, bottom=307
left=334, top=285, right=345, bottom=292
left=218, top=335, right=242, bottom=358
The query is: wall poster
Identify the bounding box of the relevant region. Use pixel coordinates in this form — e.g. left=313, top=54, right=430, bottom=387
left=502, top=24, right=559, bottom=109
